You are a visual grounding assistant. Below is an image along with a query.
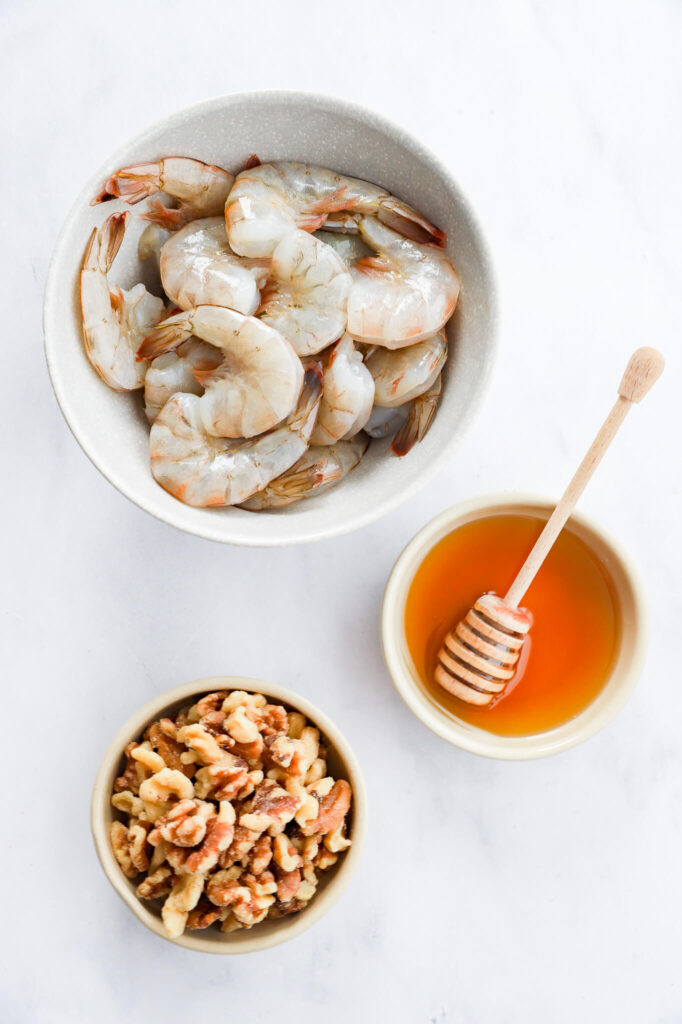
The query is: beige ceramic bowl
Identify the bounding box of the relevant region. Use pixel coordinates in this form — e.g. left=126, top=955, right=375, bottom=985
left=381, top=494, right=647, bottom=760
left=91, top=676, right=367, bottom=953
left=43, top=91, right=497, bottom=546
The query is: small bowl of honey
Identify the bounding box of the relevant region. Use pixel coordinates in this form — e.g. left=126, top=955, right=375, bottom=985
left=381, top=494, right=647, bottom=759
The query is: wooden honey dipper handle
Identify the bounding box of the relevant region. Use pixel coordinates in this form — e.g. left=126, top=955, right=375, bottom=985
left=504, top=347, right=665, bottom=609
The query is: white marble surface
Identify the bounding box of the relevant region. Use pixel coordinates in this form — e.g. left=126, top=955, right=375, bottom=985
left=3, top=1, right=680, bottom=1020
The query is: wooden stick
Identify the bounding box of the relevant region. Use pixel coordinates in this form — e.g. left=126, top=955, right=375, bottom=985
left=504, top=347, right=664, bottom=608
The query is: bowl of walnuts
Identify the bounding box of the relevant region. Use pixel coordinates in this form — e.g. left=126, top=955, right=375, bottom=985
left=91, top=676, right=366, bottom=953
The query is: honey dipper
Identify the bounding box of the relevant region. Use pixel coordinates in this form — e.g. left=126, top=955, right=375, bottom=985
left=435, top=347, right=665, bottom=706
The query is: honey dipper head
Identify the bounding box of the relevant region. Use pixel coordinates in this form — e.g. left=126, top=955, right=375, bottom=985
left=435, top=594, right=532, bottom=707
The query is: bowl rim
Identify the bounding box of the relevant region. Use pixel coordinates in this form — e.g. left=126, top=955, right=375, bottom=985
left=43, top=89, right=498, bottom=547
left=91, top=674, right=367, bottom=954
left=381, top=492, right=649, bottom=760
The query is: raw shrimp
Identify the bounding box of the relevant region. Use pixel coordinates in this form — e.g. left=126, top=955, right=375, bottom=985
left=93, top=157, right=233, bottom=230
left=240, top=435, right=368, bottom=510
left=80, top=212, right=165, bottom=391
left=313, top=229, right=371, bottom=267
left=138, top=305, right=303, bottom=438
left=347, top=217, right=459, bottom=347
left=259, top=230, right=351, bottom=356
left=138, top=224, right=171, bottom=268
left=149, top=367, right=322, bottom=507
left=309, top=334, right=375, bottom=445
left=225, top=162, right=446, bottom=258
left=160, top=217, right=269, bottom=316
left=364, top=405, right=407, bottom=439
left=365, top=329, right=447, bottom=407
left=392, top=374, right=443, bottom=456
left=144, top=339, right=222, bottom=423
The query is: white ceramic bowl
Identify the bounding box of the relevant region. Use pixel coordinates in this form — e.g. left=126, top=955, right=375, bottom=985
left=381, top=494, right=648, bottom=759
left=44, top=91, right=497, bottom=546
left=91, top=676, right=367, bottom=954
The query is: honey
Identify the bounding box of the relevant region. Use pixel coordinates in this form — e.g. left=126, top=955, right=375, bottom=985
left=404, top=514, right=620, bottom=736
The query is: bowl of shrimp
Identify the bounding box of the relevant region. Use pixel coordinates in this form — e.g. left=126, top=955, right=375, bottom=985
left=44, top=92, right=497, bottom=545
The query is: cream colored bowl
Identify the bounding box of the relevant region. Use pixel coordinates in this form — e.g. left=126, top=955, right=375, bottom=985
left=43, top=91, right=497, bottom=546
left=91, top=676, right=367, bottom=953
left=381, top=494, right=647, bottom=760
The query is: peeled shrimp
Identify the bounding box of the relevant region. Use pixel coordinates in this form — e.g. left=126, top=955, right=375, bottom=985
left=80, top=212, right=165, bottom=391
left=138, top=224, right=171, bottom=268
left=365, top=329, right=447, bottom=407
left=259, top=230, right=351, bottom=356
left=144, top=339, right=222, bottom=423
left=392, top=374, right=443, bottom=456
left=309, top=334, right=375, bottom=446
left=160, top=217, right=268, bottom=316
left=225, top=162, right=446, bottom=258
left=94, top=157, right=233, bottom=230
left=240, top=435, right=368, bottom=510
left=149, top=367, right=322, bottom=507
left=347, top=217, right=459, bottom=347
left=313, top=229, right=371, bottom=267
left=138, top=305, right=303, bottom=439
left=364, top=405, right=407, bottom=439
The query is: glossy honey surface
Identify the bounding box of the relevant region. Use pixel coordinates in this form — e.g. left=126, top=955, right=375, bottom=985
left=404, top=514, right=620, bottom=736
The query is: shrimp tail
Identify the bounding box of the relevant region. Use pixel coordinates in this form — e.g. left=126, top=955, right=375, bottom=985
left=242, top=153, right=262, bottom=170
left=377, top=200, right=447, bottom=248
left=92, top=162, right=162, bottom=206
left=268, top=461, right=333, bottom=500
left=290, top=365, right=323, bottom=432
left=137, top=312, right=192, bottom=361
left=82, top=212, right=128, bottom=273
left=141, top=199, right=197, bottom=230
left=391, top=377, right=442, bottom=456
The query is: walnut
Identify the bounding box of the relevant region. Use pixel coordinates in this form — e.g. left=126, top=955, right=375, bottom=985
left=109, top=689, right=352, bottom=939
left=161, top=873, right=205, bottom=938
left=258, top=704, right=288, bottom=736
left=195, top=691, right=227, bottom=717
left=177, top=723, right=225, bottom=765
left=139, top=767, right=194, bottom=805
left=114, top=743, right=142, bottom=794
left=274, top=867, right=301, bottom=902
left=272, top=834, right=302, bottom=872
left=245, top=835, right=272, bottom=875
left=235, top=769, right=264, bottom=801
left=137, top=864, right=173, bottom=900
left=304, top=758, right=327, bottom=786
left=221, top=691, right=266, bottom=716
left=225, top=705, right=261, bottom=745
left=301, top=780, right=351, bottom=837
left=110, top=821, right=137, bottom=878
left=324, top=823, right=352, bottom=853
left=206, top=867, right=242, bottom=907
left=149, top=799, right=214, bottom=847
left=128, top=821, right=151, bottom=872
left=157, top=718, right=178, bottom=739
left=111, top=790, right=144, bottom=818
left=222, top=824, right=259, bottom=867
left=146, top=722, right=192, bottom=775
left=199, top=710, right=229, bottom=739
left=287, top=712, right=306, bottom=739
left=186, top=899, right=224, bottom=930
left=244, top=870, right=277, bottom=898
left=315, top=848, right=339, bottom=871
left=230, top=886, right=275, bottom=928
left=264, top=727, right=318, bottom=778
left=130, top=743, right=166, bottom=774
left=239, top=780, right=302, bottom=834
left=194, top=755, right=249, bottom=801
left=186, top=801, right=235, bottom=874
